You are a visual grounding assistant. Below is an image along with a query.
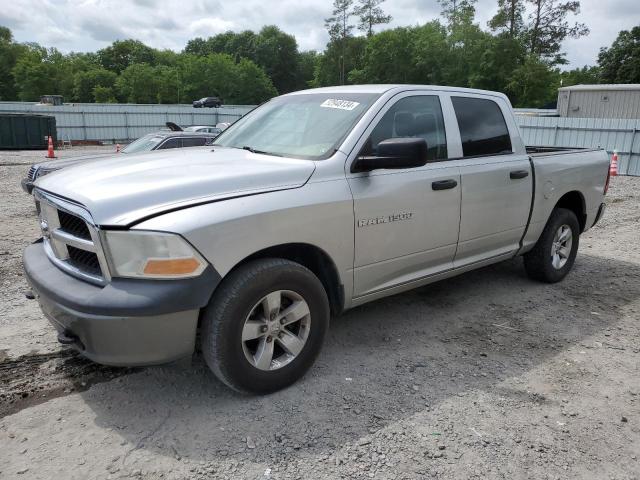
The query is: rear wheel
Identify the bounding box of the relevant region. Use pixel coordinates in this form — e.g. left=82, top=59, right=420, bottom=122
left=524, top=208, right=580, bottom=283
left=201, top=258, right=329, bottom=394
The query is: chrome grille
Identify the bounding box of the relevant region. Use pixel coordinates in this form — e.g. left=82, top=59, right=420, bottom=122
left=58, top=210, right=91, bottom=240
left=35, top=190, right=111, bottom=285
left=67, top=246, right=102, bottom=276
left=27, top=166, right=37, bottom=181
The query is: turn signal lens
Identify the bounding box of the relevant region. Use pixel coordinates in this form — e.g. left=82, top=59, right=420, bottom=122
left=143, top=258, right=202, bottom=276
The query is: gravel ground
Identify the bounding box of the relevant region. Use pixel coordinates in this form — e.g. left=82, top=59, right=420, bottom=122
left=0, top=147, right=638, bottom=480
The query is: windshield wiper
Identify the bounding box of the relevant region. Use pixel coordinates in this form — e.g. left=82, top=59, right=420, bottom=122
left=241, top=146, right=283, bottom=157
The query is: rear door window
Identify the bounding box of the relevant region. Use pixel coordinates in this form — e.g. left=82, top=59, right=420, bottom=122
left=182, top=137, right=208, bottom=147
left=451, top=97, right=512, bottom=157
left=157, top=138, right=182, bottom=149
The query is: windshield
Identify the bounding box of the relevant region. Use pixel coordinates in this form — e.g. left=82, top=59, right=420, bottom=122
left=122, top=134, right=164, bottom=154
left=213, top=93, right=379, bottom=160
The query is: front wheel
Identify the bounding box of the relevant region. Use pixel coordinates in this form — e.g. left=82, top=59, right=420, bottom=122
left=201, top=258, right=330, bottom=394
left=524, top=207, right=580, bottom=283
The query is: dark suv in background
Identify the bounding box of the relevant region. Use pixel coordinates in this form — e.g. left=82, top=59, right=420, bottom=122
left=192, top=96, right=222, bottom=108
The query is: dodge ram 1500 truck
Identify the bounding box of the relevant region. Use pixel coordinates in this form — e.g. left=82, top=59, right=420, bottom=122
left=23, top=85, right=610, bottom=393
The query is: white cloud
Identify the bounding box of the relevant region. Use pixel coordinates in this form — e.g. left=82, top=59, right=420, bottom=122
left=188, top=18, right=236, bottom=37
left=5, top=0, right=639, bottom=68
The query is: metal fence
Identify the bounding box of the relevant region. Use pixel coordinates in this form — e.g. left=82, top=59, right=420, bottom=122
left=0, top=102, right=638, bottom=175
left=515, top=116, right=640, bottom=176
left=513, top=108, right=558, bottom=116
left=0, top=102, right=255, bottom=143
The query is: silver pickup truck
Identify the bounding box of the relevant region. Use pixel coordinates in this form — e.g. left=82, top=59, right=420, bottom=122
left=23, top=85, right=610, bottom=393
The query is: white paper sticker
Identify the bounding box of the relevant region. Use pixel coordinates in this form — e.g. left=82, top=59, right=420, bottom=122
left=320, top=99, right=360, bottom=111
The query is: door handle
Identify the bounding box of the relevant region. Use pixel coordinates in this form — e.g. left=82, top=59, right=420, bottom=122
left=432, top=179, right=458, bottom=190
left=510, top=170, right=529, bottom=179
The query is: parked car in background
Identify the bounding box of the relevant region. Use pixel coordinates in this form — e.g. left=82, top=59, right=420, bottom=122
left=184, top=126, right=223, bottom=135
left=193, top=96, right=222, bottom=108
left=21, top=130, right=217, bottom=194
left=216, top=122, right=231, bottom=131
left=23, top=85, right=609, bottom=394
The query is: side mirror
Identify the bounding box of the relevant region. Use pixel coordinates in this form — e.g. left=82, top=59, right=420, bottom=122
left=352, top=137, right=428, bottom=173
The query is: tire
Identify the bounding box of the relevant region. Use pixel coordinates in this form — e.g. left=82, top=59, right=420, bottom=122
left=201, top=258, right=330, bottom=394
left=524, top=207, right=580, bottom=283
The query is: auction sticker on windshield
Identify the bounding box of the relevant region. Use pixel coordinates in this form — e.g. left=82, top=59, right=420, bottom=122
left=321, top=99, right=360, bottom=111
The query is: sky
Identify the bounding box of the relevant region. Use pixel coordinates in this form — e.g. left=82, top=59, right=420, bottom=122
left=1, top=0, right=639, bottom=69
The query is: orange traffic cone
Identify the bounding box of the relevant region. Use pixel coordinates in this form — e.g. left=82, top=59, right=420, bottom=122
left=609, top=150, right=618, bottom=177
left=46, top=136, right=56, bottom=159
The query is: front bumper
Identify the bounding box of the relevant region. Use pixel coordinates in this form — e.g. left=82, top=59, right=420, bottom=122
left=21, top=178, right=34, bottom=194
left=24, top=241, right=220, bottom=366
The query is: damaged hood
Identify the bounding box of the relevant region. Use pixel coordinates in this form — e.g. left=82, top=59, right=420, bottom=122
left=35, top=146, right=315, bottom=226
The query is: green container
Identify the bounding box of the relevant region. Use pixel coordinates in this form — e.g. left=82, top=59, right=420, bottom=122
left=0, top=113, right=57, bottom=149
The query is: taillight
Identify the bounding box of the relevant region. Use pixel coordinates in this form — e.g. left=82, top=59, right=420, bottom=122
left=604, top=165, right=611, bottom=195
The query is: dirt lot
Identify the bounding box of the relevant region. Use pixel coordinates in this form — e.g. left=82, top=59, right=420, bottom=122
left=1, top=147, right=638, bottom=480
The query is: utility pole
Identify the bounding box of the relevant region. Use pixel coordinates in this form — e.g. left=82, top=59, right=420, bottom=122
left=176, top=70, right=180, bottom=104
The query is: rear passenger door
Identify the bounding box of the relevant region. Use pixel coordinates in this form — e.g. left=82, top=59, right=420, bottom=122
left=449, top=95, right=532, bottom=267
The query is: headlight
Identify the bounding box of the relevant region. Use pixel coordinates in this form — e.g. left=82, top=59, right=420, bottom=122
left=103, top=231, right=207, bottom=279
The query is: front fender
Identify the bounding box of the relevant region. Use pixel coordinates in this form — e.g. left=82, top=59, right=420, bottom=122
left=133, top=180, right=355, bottom=305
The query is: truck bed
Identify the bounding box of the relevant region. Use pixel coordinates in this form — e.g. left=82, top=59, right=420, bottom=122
left=526, top=146, right=598, bottom=156
left=520, top=146, right=609, bottom=254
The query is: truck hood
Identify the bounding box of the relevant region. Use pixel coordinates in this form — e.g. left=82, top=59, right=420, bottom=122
left=35, top=146, right=316, bottom=226
left=36, top=152, right=116, bottom=172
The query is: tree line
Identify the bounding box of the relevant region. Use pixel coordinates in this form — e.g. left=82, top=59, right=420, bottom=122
left=0, top=0, right=638, bottom=107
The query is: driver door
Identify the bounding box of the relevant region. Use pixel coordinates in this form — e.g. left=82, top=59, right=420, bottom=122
left=347, top=94, right=462, bottom=298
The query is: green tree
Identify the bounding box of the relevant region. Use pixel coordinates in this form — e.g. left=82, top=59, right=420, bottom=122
left=325, top=0, right=356, bottom=84
left=254, top=26, right=300, bottom=94
left=153, top=48, right=180, bottom=67
left=115, top=63, right=159, bottom=103
left=98, top=39, right=156, bottom=74
left=93, top=85, right=117, bottom=103
left=353, top=0, right=392, bottom=37
left=178, top=53, right=276, bottom=104
left=314, top=36, right=367, bottom=86
left=489, top=0, right=525, bottom=38
left=526, top=0, right=589, bottom=65
left=185, top=31, right=257, bottom=59
left=213, top=31, right=256, bottom=59
left=233, top=58, right=278, bottom=104
left=349, top=27, right=417, bottom=83
left=559, top=65, right=600, bottom=86
left=598, top=26, right=640, bottom=83
left=73, top=68, right=117, bottom=102
left=442, top=6, right=493, bottom=88
left=12, top=45, right=62, bottom=101
left=438, top=0, right=477, bottom=27
left=296, top=50, right=319, bottom=89
left=325, top=0, right=355, bottom=41
left=470, top=35, right=526, bottom=93
left=183, top=37, right=208, bottom=56
left=0, top=26, right=10, bottom=42
left=506, top=55, right=558, bottom=106
left=411, top=21, right=450, bottom=85
left=0, top=26, right=26, bottom=100
left=155, top=65, right=181, bottom=104
left=183, top=28, right=298, bottom=94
